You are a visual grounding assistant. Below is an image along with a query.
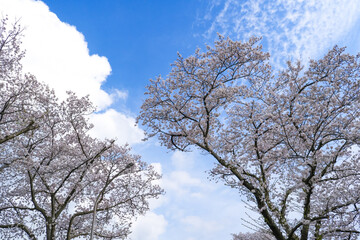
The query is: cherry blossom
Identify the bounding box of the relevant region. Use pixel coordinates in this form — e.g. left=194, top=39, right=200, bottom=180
left=139, top=35, right=360, bottom=239
left=0, top=18, right=163, bottom=240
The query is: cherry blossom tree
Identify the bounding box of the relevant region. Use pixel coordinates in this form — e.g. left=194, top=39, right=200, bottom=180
left=232, top=232, right=274, bottom=240
left=138, top=36, right=360, bottom=240
left=0, top=19, right=163, bottom=239
left=0, top=17, right=46, bottom=172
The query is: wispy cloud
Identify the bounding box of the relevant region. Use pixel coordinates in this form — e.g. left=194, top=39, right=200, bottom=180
left=171, top=151, right=196, bottom=170
left=203, top=0, right=360, bottom=66
left=181, top=215, right=223, bottom=235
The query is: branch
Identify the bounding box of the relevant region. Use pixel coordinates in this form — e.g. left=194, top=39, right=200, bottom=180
left=0, top=120, right=37, bottom=144
left=0, top=223, right=37, bottom=240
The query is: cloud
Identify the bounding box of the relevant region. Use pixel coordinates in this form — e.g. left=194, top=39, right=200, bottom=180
left=130, top=212, right=167, bottom=240
left=142, top=150, right=253, bottom=239
left=203, top=0, right=360, bottom=66
left=0, top=2, right=164, bottom=237
left=163, top=170, right=207, bottom=198
left=171, top=151, right=195, bottom=170
left=0, top=0, right=146, bottom=145
left=110, top=89, right=128, bottom=101
left=128, top=163, right=167, bottom=240
left=181, top=215, right=223, bottom=235
left=169, top=171, right=203, bottom=187
left=89, top=109, right=144, bottom=145
left=0, top=0, right=114, bottom=110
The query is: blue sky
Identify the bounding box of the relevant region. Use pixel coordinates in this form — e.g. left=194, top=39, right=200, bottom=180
left=1, top=0, right=360, bottom=239
left=41, top=0, right=209, bottom=111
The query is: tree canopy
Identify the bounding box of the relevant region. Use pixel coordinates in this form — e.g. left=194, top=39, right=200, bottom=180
left=0, top=18, right=163, bottom=240
left=138, top=36, right=360, bottom=239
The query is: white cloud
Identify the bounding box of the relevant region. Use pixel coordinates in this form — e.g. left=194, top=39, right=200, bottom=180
left=130, top=212, right=167, bottom=240
left=171, top=151, right=195, bottom=170
left=165, top=171, right=203, bottom=191
left=0, top=0, right=114, bottom=110
left=181, top=215, right=223, bottom=234
left=203, top=0, right=360, bottom=67
left=161, top=169, right=216, bottom=201
left=0, top=0, right=146, bottom=145
left=89, top=109, right=144, bottom=145
left=151, top=162, right=162, bottom=176
left=111, top=89, right=128, bottom=101
left=129, top=163, right=167, bottom=240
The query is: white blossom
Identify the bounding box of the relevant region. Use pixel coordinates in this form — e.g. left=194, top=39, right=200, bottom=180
left=139, top=35, right=360, bottom=239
